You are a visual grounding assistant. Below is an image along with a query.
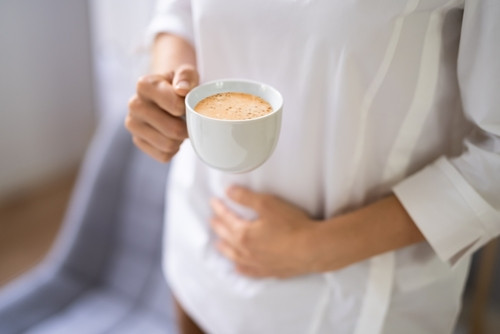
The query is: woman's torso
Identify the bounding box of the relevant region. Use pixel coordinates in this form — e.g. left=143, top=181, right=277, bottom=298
left=165, top=1, right=471, bottom=333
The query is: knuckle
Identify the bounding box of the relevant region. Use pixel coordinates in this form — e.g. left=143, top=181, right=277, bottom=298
left=236, top=229, right=249, bottom=247
left=179, top=63, right=195, bottom=71
left=170, top=147, right=180, bottom=157
left=178, top=100, right=187, bottom=113
left=162, top=150, right=177, bottom=162
left=171, top=123, right=187, bottom=139
left=235, top=265, right=249, bottom=276
left=169, top=100, right=185, bottom=117
left=124, top=116, right=142, bottom=134
left=192, top=71, right=200, bottom=86
left=160, top=138, right=180, bottom=153
left=156, top=152, right=171, bottom=163
left=255, top=197, right=268, bottom=211
left=177, top=64, right=196, bottom=76
left=151, top=149, right=171, bottom=163
left=260, top=194, right=276, bottom=210
left=128, top=95, right=142, bottom=111
left=131, top=136, right=142, bottom=147
left=124, top=116, right=133, bottom=130
left=265, top=193, right=276, bottom=201
left=136, top=75, right=150, bottom=92
left=177, top=65, right=199, bottom=86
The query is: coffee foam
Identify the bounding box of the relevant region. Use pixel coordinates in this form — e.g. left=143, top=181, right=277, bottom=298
left=194, top=92, right=272, bottom=120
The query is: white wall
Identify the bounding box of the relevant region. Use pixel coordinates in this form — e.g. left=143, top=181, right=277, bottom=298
left=0, top=0, right=95, bottom=201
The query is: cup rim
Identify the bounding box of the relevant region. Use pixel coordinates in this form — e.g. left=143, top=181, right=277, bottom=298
left=185, top=78, right=283, bottom=123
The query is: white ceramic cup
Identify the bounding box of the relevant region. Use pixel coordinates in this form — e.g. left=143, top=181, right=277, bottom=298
left=185, top=79, right=283, bottom=173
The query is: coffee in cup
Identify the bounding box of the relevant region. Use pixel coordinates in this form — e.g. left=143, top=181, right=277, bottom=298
left=185, top=79, right=283, bottom=173
left=194, top=92, right=273, bottom=121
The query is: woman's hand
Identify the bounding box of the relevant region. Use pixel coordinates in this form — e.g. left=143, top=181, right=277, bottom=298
left=125, top=64, right=199, bottom=162
left=210, top=186, right=319, bottom=279
left=211, top=187, right=425, bottom=280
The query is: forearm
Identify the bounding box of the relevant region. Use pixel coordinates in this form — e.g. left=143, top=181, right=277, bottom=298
left=309, top=194, right=425, bottom=273
left=150, top=33, right=196, bottom=74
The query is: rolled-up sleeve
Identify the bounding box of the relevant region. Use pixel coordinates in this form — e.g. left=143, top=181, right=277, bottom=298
left=393, top=0, right=500, bottom=267
left=145, top=0, right=194, bottom=47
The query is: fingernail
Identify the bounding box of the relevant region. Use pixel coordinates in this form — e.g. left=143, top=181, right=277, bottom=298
left=175, top=80, right=190, bottom=90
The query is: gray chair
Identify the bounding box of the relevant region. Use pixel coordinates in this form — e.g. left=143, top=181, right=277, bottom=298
left=0, top=113, right=177, bottom=334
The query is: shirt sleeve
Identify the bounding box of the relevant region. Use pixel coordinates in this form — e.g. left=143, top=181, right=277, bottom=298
left=393, top=0, right=500, bottom=267
left=145, top=0, right=194, bottom=47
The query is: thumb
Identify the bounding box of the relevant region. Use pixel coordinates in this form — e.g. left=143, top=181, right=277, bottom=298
left=172, top=64, right=199, bottom=97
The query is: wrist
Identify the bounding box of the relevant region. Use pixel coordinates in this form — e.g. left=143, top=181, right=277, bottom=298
left=150, top=33, right=196, bottom=75
left=300, top=220, right=342, bottom=274
left=303, top=195, right=425, bottom=274
left=306, top=215, right=366, bottom=274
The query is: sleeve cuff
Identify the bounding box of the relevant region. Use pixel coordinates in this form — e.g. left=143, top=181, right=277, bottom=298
left=144, top=13, right=194, bottom=50
left=393, top=157, right=500, bottom=267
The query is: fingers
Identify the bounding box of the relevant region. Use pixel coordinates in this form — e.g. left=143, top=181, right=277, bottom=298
left=172, top=64, right=199, bottom=97
left=210, top=199, right=249, bottom=252
left=125, top=99, right=186, bottom=163
left=227, top=186, right=267, bottom=211
left=211, top=201, right=265, bottom=277
left=136, top=74, right=186, bottom=117
left=210, top=199, right=253, bottom=257
left=216, top=241, right=268, bottom=278
left=126, top=118, right=183, bottom=153
left=211, top=199, right=247, bottom=232
left=128, top=95, right=188, bottom=140
left=210, top=216, right=235, bottom=244
left=215, top=240, right=248, bottom=264
left=132, top=136, right=178, bottom=163
left=234, top=264, right=269, bottom=278
left=135, top=65, right=198, bottom=118
left=126, top=65, right=197, bottom=162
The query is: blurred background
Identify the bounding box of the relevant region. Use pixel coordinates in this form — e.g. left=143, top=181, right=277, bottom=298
left=0, top=1, right=498, bottom=333
left=0, top=0, right=155, bottom=281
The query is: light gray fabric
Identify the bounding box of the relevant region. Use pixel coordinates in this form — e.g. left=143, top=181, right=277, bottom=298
left=0, top=113, right=176, bottom=334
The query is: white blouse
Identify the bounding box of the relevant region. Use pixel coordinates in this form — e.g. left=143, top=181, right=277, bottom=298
left=147, top=1, right=500, bottom=333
